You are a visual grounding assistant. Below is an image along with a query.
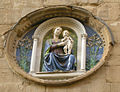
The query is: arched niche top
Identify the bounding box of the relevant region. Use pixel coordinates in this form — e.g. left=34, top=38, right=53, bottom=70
left=34, top=17, right=87, bottom=37
left=31, top=17, right=87, bottom=73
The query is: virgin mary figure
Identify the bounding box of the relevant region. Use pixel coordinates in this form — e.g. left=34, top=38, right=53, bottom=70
left=43, top=27, right=76, bottom=72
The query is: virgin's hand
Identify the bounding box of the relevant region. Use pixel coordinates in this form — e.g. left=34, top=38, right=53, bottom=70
left=57, top=42, right=66, bottom=46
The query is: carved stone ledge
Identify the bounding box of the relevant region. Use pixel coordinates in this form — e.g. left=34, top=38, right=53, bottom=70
left=32, top=72, right=85, bottom=79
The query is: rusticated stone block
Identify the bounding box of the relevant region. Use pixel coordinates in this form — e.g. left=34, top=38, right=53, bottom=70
left=106, top=66, right=120, bottom=83
left=97, top=3, right=120, bottom=20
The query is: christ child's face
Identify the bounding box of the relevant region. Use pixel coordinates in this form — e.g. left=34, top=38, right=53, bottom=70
left=63, top=30, right=69, bottom=37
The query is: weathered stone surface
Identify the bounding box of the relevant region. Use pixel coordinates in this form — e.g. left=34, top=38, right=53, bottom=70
left=86, top=66, right=109, bottom=92
left=0, top=9, right=11, bottom=24
left=111, top=30, right=120, bottom=44
left=106, top=66, right=120, bottom=83
left=107, top=55, right=120, bottom=66
left=0, top=68, right=14, bottom=83
left=46, top=86, right=66, bottom=92
left=13, top=0, right=43, bottom=9
left=43, top=0, right=76, bottom=6
left=88, top=0, right=99, bottom=4
left=76, top=0, right=88, bottom=3
left=0, top=66, right=24, bottom=84
left=103, top=0, right=120, bottom=3
left=76, top=0, right=102, bottom=4
left=66, top=80, right=89, bottom=92
left=0, top=35, right=4, bottom=57
left=0, top=58, right=9, bottom=69
left=0, top=49, right=4, bottom=57
left=0, top=8, right=37, bottom=24
left=13, top=0, right=43, bottom=17
left=25, top=84, right=45, bottom=92
left=65, top=66, right=109, bottom=92
left=111, top=83, right=120, bottom=92
left=106, top=21, right=120, bottom=44
left=105, top=83, right=111, bottom=92
left=0, top=83, right=24, bottom=92
left=81, top=6, right=97, bottom=15
left=66, top=79, right=109, bottom=92
left=87, top=80, right=110, bottom=92
left=0, top=58, right=24, bottom=84
left=21, top=7, right=41, bottom=18
left=0, top=0, right=43, bottom=24
left=97, top=3, right=120, bottom=20
left=111, top=44, right=120, bottom=56
left=0, top=8, right=22, bottom=24
left=0, top=25, right=12, bottom=35
left=0, top=0, right=13, bottom=9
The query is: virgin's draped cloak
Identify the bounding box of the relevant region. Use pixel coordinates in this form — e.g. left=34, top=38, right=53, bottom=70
left=43, top=39, right=76, bottom=72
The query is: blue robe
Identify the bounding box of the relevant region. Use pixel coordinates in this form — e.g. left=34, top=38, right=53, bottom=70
left=43, top=39, right=76, bottom=72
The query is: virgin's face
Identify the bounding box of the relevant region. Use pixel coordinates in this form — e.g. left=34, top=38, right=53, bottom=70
left=54, top=27, right=62, bottom=36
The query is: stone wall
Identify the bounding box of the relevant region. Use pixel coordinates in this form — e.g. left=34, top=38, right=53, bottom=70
left=0, top=0, right=120, bottom=92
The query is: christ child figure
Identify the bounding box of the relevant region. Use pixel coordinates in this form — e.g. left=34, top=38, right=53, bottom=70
left=61, top=30, right=74, bottom=55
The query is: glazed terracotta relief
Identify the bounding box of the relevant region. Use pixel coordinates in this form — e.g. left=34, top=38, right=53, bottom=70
left=6, top=6, right=113, bottom=85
